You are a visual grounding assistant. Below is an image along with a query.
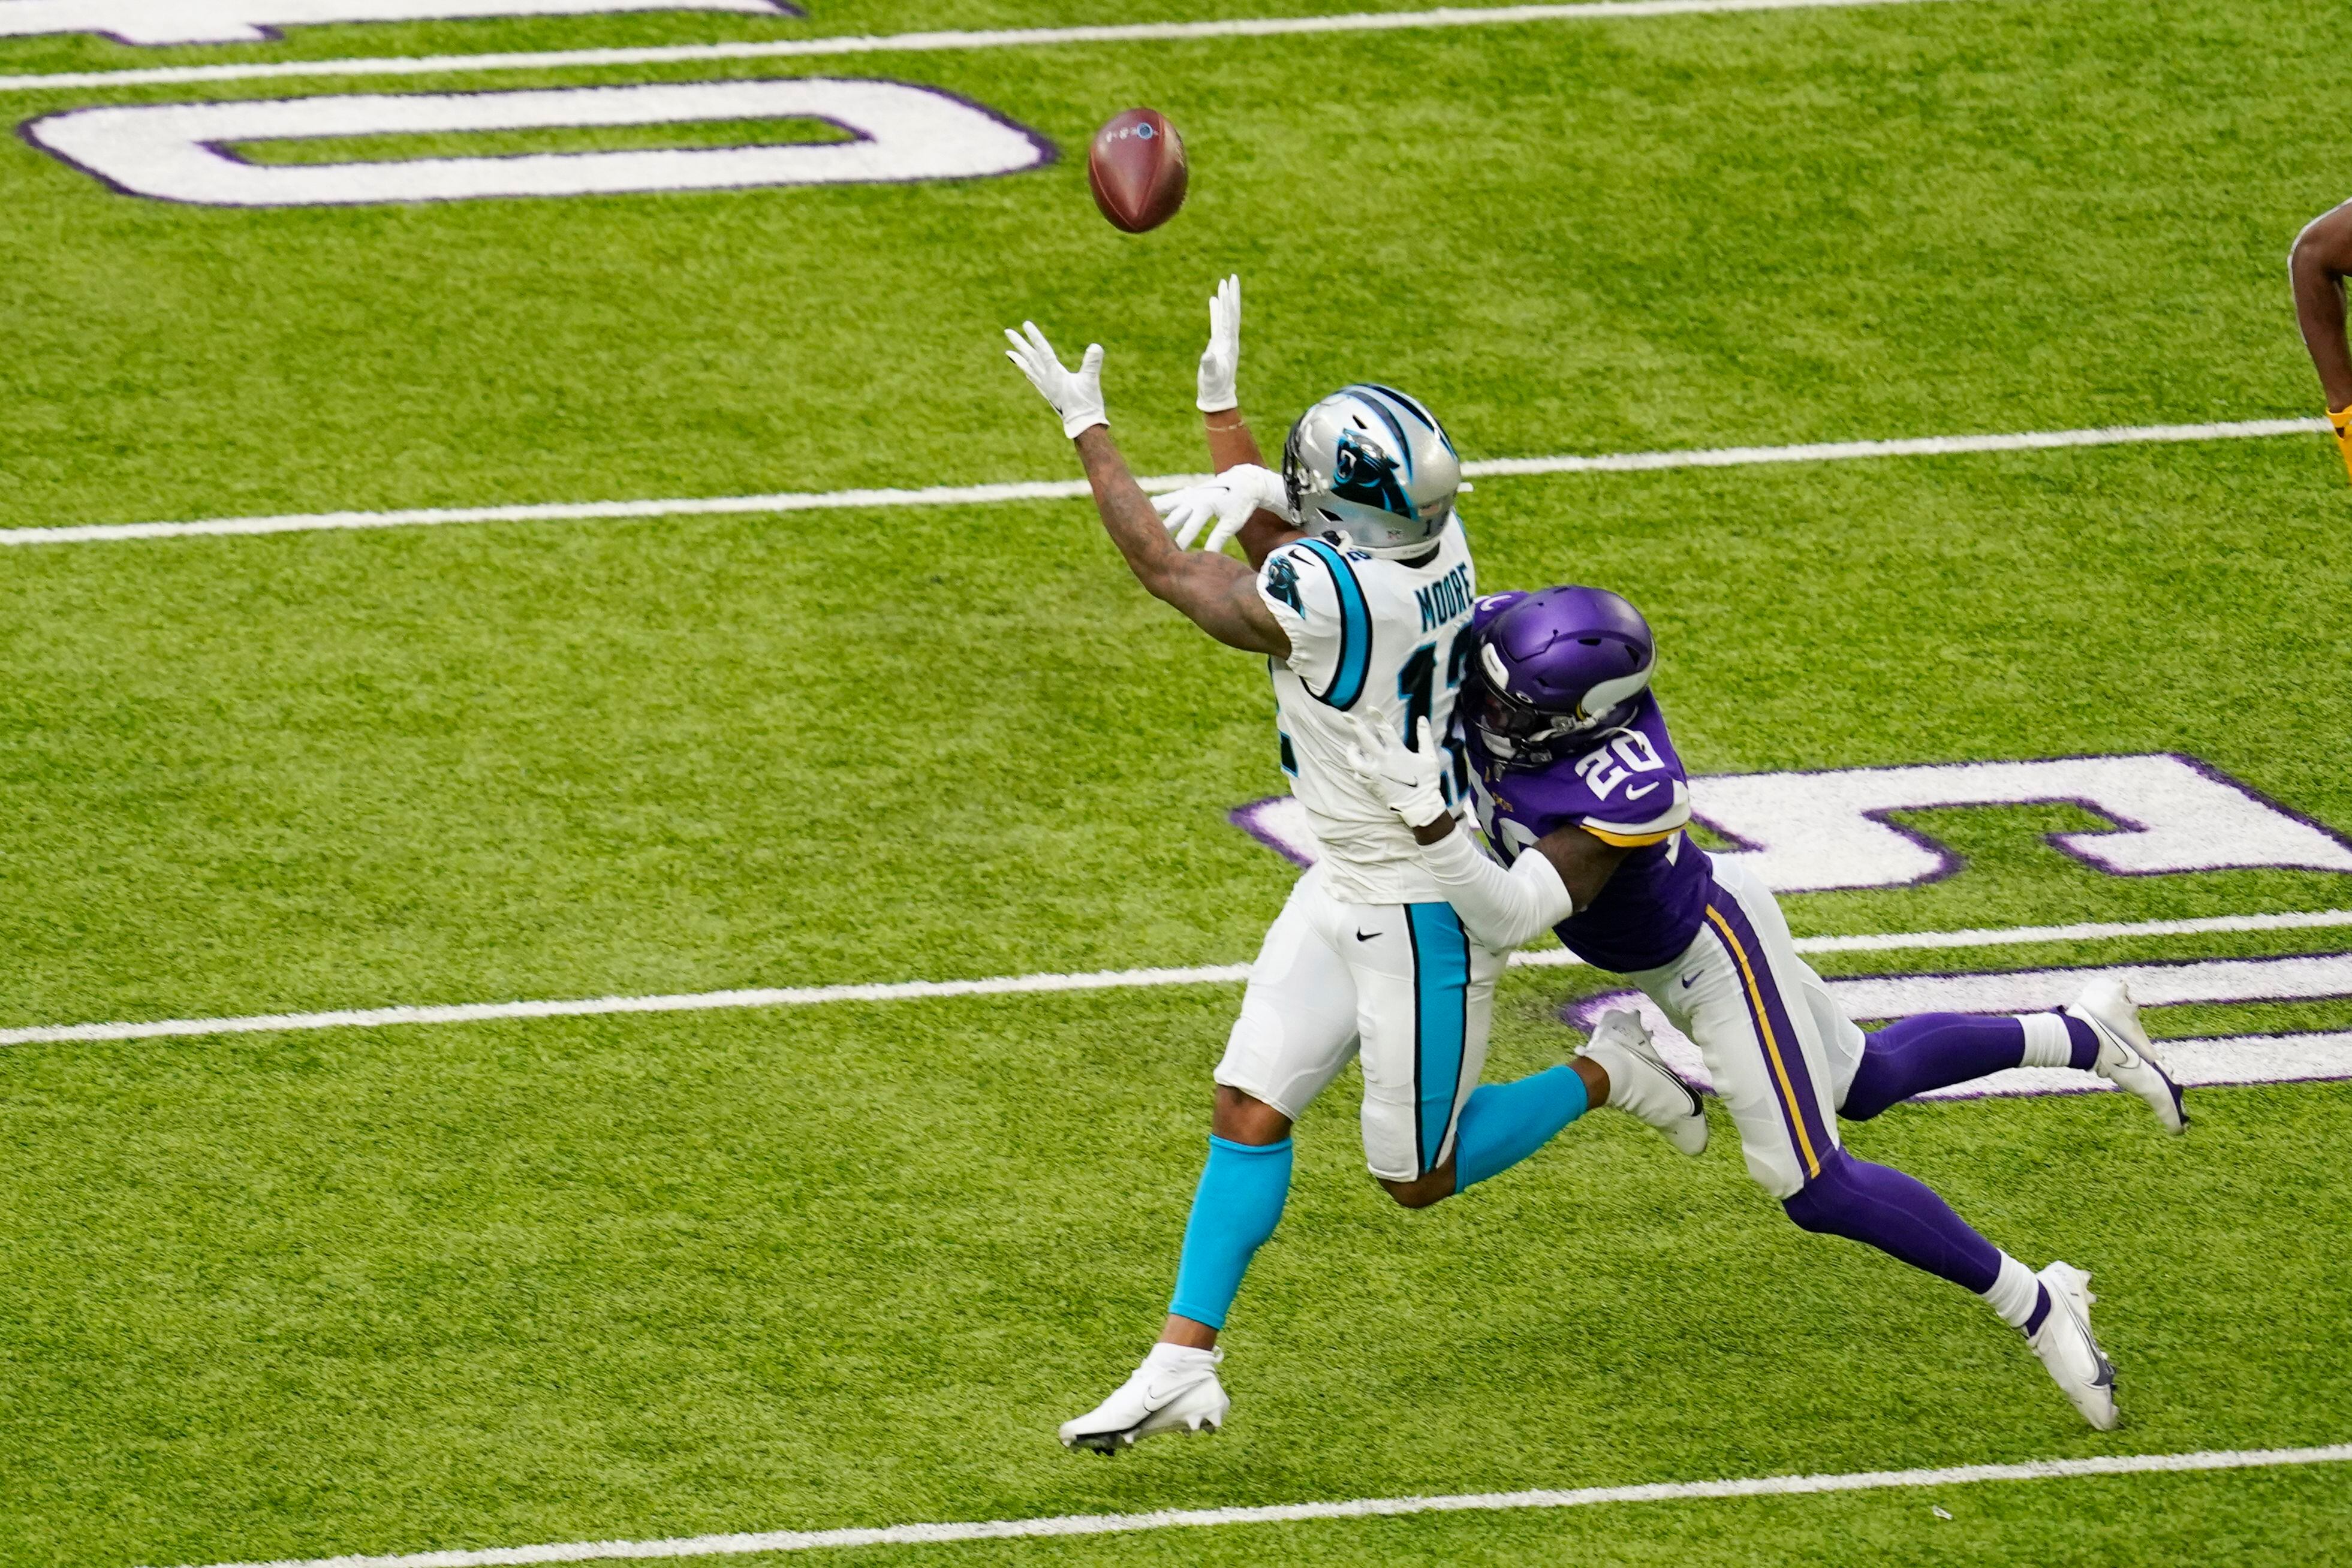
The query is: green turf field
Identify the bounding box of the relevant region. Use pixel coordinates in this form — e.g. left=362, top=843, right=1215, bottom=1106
left=3, top=1, right=2350, bottom=1564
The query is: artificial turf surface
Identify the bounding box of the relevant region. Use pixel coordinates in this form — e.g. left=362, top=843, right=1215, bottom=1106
left=2, top=0, right=2350, bottom=1563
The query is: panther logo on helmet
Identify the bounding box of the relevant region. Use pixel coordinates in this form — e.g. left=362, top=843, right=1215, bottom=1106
left=1329, top=430, right=1413, bottom=520
left=1279, top=384, right=1464, bottom=559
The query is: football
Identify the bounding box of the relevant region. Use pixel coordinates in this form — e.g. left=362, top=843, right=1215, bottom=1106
left=1086, top=107, right=1188, bottom=233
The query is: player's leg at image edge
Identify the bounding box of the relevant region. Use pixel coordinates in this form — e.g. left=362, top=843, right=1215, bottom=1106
left=2288, top=199, right=2352, bottom=483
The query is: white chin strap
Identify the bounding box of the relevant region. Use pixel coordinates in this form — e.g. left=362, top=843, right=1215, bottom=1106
left=1331, top=502, right=1454, bottom=559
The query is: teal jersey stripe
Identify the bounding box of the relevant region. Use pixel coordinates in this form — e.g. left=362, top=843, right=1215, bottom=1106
left=1404, top=901, right=1472, bottom=1174
left=1294, top=538, right=1372, bottom=710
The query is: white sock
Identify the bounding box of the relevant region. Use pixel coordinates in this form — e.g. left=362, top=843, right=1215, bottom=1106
left=2017, top=1013, right=2074, bottom=1069
left=1981, top=1253, right=2043, bottom=1331
left=1146, top=1341, right=1218, bottom=1371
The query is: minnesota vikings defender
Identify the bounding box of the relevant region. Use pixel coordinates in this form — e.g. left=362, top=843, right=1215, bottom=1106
left=2290, top=199, right=2352, bottom=482
left=1343, top=586, right=2189, bottom=1431
left=1003, top=283, right=1706, bottom=1454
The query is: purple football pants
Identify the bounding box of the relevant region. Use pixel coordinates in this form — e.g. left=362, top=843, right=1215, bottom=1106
left=1840, top=1012, right=2099, bottom=1121
left=1782, top=1012, right=2096, bottom=1296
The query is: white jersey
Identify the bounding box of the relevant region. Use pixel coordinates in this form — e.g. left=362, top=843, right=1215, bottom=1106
left=1255, top=517, right=1478, bottom=904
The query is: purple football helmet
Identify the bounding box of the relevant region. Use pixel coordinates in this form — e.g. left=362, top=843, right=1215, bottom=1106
left=1469, top=586, right=1656, bottom=765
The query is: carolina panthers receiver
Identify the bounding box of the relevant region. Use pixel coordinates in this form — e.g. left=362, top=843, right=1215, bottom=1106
left=1002, top=281, right=1706, bottom=1454
left=1343, top=586, right=2190, bottom=1431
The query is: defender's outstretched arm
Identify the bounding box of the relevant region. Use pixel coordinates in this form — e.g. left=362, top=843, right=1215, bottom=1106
left=1406, top=813, right=1628, bottom=951
left=2290, top=202, right=2352, bottom=478
left=1348, top=717, right=1630, bottom=950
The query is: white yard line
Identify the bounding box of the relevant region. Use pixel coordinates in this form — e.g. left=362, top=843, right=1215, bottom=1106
left=162, top=1442, right=2352, bottom=1568
left=1619, top=904, right=2352, bottom=958
left=1, top=418, right=2327, bottom=548
left=1465, top=417, right=2329, bottom=474
left=8, top=907, right=2349, bottom=1050
left=0, top=0, right=1974, bottom=96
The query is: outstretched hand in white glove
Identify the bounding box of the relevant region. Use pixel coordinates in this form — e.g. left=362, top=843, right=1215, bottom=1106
left=1196, top=274, right=1241, bottom=414
left=1002, top=320, right=1107, bottom=439
left=1151, top=461, right=1293, bottom=552
left=1346, top=714, right=1451, bottom=831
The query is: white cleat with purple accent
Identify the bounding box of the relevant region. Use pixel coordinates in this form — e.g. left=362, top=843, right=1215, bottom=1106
left=1059, top=1344, right=1229, bottom=1455
left=2027, top=1260, right=2119, bottom=1430
left=2064, top=977, right=2188, bottom=1134
left=1581, top=1008, right=1709, bottom=1156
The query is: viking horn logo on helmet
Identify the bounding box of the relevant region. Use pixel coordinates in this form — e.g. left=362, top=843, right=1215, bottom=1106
left=1470, top=586, right=1660, bottom=765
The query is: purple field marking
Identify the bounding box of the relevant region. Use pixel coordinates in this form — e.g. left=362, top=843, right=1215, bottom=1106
left=2169, top=750, right=2352, bottom=866
left=1229, top=796, right=1318, bottom=869
left=1687, top=754, right=2352, bottom=892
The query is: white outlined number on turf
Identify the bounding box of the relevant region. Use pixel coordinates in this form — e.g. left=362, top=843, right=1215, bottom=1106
left=22, top=79, right=1055, bottom=207
left=1234, top=752, right=2352, bottom=893
left=0, top=0, right=802, bottom=47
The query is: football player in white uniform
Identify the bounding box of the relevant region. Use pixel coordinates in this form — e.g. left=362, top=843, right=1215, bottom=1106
left=1003, top=280, right=1706, bottom=1454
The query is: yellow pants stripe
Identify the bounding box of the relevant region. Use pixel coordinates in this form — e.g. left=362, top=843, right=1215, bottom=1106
left=1704, top=904, right=1823, bottom=1180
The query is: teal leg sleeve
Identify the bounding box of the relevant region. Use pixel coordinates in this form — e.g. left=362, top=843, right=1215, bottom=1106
left=1167, top=1136, right=1293, bottom=1331
left=1454, top=1066, right=1589, bottom=1190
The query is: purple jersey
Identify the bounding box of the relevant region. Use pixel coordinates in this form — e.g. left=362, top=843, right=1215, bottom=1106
left=1461, top=689, right=1712, bottom=973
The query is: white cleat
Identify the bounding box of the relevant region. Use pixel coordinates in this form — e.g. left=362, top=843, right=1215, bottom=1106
left=2064, top=978, right=2188, bottom=1134
left=1580, top=1008, right=1708, bottom=1156
left=1058, top=1344, right=1230, bottom=1455
left=2026, top=1261, right=2119, bottom=1431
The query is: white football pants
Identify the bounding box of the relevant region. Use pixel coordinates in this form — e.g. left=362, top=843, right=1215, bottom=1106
left=1215, top=863, right=1509, bottom=1181
left=1624, top=856, right=1867, bottom=1198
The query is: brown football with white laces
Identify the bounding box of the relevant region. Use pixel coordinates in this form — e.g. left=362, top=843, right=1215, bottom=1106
left=1086, top=107, right=1187, bottom=233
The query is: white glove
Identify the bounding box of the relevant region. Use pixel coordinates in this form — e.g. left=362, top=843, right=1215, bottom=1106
left=1151, top=462, right=1292, bottom=551
left=1196, top=274, right=1240, bottom=414
left=1003, top=321, right=1107, bottom=439
left=1347, top=714, right=1450, bottom=831
left=1351, top=716, right=1577, bottom=948
left=1150, top=484, right=1228, bottom=550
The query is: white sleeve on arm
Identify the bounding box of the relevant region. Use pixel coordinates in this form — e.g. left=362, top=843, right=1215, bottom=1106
left=1258, top=544, right=1342, bottom=692
left=1417, top=827, right=1576, bottom=950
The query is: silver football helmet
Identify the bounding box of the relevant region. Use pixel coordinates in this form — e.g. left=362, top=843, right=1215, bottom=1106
left=1280, top=384, right=1462, bottom=558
